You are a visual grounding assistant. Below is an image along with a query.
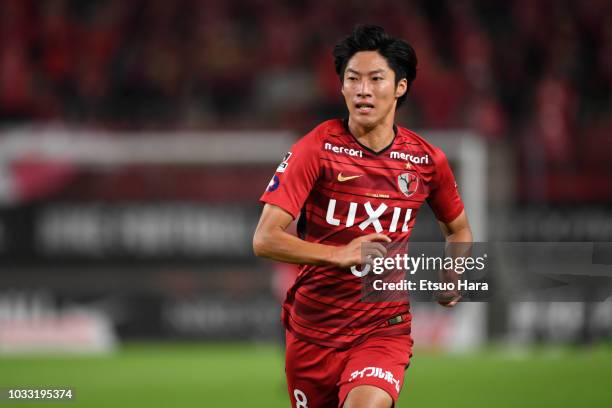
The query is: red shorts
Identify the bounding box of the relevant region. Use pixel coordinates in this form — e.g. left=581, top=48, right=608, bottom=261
left=285, top=330, right=413, bottom=408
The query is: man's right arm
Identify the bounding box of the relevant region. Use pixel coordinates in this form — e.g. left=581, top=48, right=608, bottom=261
left=252, top=203, right=390, bottom=268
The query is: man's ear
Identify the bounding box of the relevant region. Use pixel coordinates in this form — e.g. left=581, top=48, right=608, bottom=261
left=395, top=78, right=408, bottom=98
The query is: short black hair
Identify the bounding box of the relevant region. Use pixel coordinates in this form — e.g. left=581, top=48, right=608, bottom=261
left=333, top=25, right=417, bottom=108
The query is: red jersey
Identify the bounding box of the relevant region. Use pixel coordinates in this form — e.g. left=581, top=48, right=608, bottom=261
left=260, top=119, right=464, bottom=348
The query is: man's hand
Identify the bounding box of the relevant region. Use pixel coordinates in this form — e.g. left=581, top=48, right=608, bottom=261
left=436, top=291, right=462, bottom=307
left=330, top=233, right=391, bottom=268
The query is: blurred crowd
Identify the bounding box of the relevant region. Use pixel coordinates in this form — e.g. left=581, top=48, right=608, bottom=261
left=1, top=0, right=611, bottom=200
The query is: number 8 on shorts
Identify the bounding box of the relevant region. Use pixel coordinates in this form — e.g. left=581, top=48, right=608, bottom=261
left=293, top=389, right=308, bottom=408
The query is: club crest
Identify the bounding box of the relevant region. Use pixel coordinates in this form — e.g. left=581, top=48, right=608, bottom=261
left=397, top=173, right=419, bottom=197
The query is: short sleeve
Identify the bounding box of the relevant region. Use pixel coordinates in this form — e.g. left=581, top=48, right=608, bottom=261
left=259, top=131, right=321, bottom=219
left=426, top=149, right=464, bottom=223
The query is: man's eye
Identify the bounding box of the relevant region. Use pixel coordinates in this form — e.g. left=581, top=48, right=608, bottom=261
left=373, top=77, right=382, bottom=81
left=347, top=77, right=358, bottom=81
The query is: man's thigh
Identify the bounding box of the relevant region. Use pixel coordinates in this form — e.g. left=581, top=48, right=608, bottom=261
left=343, top=385, right=393, bottom=408
left=285, top=330, right=342, bottom=408
left=338, top=334, right=413, bottom=407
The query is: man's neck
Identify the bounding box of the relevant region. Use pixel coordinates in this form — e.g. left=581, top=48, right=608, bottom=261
left=347, top=115, right=396, bottom=153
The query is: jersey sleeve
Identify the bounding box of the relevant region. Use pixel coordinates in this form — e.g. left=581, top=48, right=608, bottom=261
left=426, top=148, right=464, bottom=223
left=259, top=131, right=321, bottom=219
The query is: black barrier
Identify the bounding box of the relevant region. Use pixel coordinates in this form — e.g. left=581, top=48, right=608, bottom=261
left=0, top=203, right=260, bottom=264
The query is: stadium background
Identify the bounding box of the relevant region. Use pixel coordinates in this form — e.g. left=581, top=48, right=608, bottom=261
left=0, top=0, right=611, bottom=406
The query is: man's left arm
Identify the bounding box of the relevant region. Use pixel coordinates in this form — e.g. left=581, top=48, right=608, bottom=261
left=439, top=209, right=472, bottom=244
left=437, top=210, right=473, bottom=307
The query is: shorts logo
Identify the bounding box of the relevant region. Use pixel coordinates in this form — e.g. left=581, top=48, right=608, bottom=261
left=276, top=152, right=292, bottom=173
left=267, top=175, right=280, bottom=192
left=398, top=173, right=418, bottom=197
left=348, top=367, right=400, bottom=392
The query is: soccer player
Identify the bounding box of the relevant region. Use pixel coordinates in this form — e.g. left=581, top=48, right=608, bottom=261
left=253, top=25, right=472, bottom=408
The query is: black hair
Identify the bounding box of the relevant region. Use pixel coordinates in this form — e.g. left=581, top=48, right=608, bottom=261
left=333, top=25, right=417, bottom=108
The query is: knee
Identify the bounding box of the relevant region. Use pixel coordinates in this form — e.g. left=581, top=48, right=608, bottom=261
left=343, top=385, right=393, bottom=408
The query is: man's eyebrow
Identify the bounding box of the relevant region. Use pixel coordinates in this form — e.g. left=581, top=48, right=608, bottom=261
left=345, top=68, right=387, bottom=75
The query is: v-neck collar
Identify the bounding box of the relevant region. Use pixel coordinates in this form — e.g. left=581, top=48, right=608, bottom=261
left=342, top=118, right=398, bottom=156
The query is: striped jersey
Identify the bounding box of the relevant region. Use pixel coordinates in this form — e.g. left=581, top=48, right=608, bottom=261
left=260, top=119, right=464, bottom=348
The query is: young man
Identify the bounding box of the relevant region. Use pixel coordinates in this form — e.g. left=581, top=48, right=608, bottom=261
left=253, top=25, right=472, bottom=408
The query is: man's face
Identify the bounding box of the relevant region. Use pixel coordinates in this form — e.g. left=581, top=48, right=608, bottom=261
left=341, top=51, right=407, bottom=129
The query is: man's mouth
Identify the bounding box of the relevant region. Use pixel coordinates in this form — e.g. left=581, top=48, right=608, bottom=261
left=355, top=103, right=374, bottom=113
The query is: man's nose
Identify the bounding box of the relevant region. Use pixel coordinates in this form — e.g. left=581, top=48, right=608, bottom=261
left=357, top=79, right=372, bottom=97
